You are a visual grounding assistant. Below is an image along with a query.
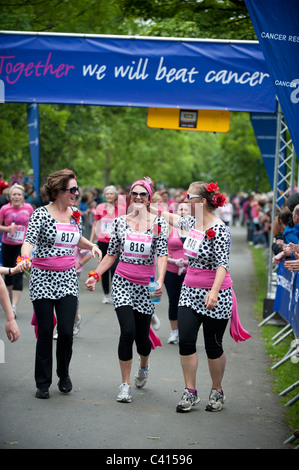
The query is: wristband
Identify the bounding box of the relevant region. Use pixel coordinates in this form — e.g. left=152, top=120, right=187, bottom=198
left=16, top=255, right=31, bottom=264
left=8, top=267, right=12, bottom=276
left=88, top=270, right=101, bottom=282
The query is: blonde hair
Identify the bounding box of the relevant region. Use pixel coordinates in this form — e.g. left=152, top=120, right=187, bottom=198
left=9, top=183, right=25, bottom=196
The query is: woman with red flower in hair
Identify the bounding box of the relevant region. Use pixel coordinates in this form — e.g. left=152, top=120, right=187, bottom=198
left=18, top=169, right=102, bottom=399
left=154, top=181, right=250, bottom=414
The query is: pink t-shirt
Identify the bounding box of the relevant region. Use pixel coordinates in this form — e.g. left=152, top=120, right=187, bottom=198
left=167, top=227, right=187, bottom=273
left=94, top=203, right=125, bottom=243
left=0, top=202, right=34, bottom=245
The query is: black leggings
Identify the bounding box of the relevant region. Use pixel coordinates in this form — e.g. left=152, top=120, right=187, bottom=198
left=33, top=295, right=77, bottom=388
left=97, top=241, right=118, bottom=294
left=164, top=270, right=185, bottom=321
left=2, top=242, right=23, bottom=290
left=115, top=306, right=152, bottom=361
left=178, top=306, right=229, bottom=359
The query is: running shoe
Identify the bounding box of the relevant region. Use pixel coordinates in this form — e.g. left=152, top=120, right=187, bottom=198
left=134, top=362, right=149, bottom=389
left=151, top=313, right=160, bottom=330
left=117, top=382, right=132, bottom=403
left=205, top=388, right=226, bottom=412
left=73, top=315, right=81, bottom=335
left=167, top=330, right=179, bottom=344
left=176, top=388, right=200, bottom=412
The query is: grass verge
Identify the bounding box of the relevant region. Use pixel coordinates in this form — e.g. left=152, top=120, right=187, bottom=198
left=250, top=246, right=298, bottom=437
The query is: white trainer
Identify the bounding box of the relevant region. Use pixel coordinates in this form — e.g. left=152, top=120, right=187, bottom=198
left=117, top=382, right=132, bottom=403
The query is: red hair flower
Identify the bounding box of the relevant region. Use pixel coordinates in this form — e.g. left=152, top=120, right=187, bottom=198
left=212, top=193, right=226, bottom=209
left=205, top=228, right=216, bottom=240
left=206, top=182, right=219, bottom=193
left=153, top=223, right=161, bottom=236
left=71, top=210, right=81, bottom=224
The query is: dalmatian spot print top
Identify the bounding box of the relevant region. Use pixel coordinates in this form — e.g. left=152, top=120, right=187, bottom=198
left=24, top=206, right=82, bottom=301
left=108, top=215, right=168, bottom=315
left=177, top=215, right=233, bottom=319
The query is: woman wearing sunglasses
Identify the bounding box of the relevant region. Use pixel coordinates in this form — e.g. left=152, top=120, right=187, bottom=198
left=90, top=185, right=126, bottom=304
left=86, top=177, right=168, bottom=403
left=18, top=169, right=102, bottom=399
left=153, top=181, right=250, bottom=413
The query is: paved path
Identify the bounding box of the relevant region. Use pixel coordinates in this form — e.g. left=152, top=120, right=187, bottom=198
left=0, top=226, right=290, bottom=450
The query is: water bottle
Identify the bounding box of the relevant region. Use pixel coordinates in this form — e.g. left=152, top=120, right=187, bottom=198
left=148, top=276, right=160, bottom=303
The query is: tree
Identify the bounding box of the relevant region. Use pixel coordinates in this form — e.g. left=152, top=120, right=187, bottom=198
left=0, top=0, right=269, bottom=192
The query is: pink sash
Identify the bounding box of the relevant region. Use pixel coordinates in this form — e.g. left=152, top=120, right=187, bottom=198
left=31, top=308, right=57, bottom=339
left=184, top=267, right=251, bottom=343
left=32, top=255, right=76, bottom=271
left=149, top=326, right=162, bottom=349
left=115, top=261, right=155, bottom=286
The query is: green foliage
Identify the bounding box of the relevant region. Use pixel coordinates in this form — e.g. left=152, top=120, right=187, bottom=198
left=0, top=0, right=269, bottom=192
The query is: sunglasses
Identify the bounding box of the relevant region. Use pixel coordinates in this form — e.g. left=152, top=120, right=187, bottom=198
left=131, top=191, right=149, bottom=198
left=64, top=186, right=80, bottom=195
left=186, top=193, right=202, bottom=200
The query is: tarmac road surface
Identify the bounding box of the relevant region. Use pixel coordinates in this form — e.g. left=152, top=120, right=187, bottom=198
left=0, top=226, right=291, bottom=451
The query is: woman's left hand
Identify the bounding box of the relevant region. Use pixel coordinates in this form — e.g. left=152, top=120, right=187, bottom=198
left=155, top=279, right=163, bottom=298
left=91, top=244, right=102, bottom=262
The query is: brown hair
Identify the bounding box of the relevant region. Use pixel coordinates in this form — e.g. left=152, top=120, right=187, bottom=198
left=189, top=181, right=216, bottom=211
left=44, top=169, right=76, bottom=202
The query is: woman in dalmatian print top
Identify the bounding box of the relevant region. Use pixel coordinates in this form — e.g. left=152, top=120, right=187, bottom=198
left=154, top=181, right=250, bottom=414
left=86, top=177, right=168, bottom=403
left=19, top=169, right=102, bottom=399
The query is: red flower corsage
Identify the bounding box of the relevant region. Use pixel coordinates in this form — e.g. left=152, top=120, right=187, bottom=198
left=71, top=210, right=81, bottom=224
left=205, top=228, right=216, bottom=240
left=211, top=193, right=226, bottom=208
left=206, top=182, right=219, bottom=193
left=88, top=270, right=101, bottom=282
left=153, top=223, right=161, bottom=236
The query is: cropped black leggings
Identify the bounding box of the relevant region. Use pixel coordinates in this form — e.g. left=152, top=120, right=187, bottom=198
left=115, top=306, right=152, bottom=361
left=178, top=306, right=229, bottom=359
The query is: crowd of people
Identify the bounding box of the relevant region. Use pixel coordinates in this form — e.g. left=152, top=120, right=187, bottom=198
left=0, top=166, right=298, bottom=413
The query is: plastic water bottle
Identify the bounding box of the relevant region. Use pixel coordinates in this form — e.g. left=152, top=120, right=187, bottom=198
left=148, top=276, right=160, bottom=303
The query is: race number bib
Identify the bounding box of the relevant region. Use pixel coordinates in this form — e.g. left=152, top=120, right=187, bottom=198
left=124, top=232, right=152, bottom=259
left=54, top=223, right=80, bottom=249
left=6, top=225, right=25, bottom=244
left=183, top=229, right=205, bottom=258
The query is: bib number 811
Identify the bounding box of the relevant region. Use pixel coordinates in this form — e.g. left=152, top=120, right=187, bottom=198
left=150, top=455, right=192, bottom=465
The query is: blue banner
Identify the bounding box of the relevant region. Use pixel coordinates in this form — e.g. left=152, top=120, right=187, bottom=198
left=245, top=0, right=299, bottom=157
left=250, top=112, right=277, bottom=190
left=0, top=32, right=276, bottom=112
left=273, top=263, right=299, bottom=336
left=27, top=103, right=40, bottom=194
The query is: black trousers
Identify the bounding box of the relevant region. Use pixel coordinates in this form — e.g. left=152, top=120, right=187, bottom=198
left=33, top=295, right=77, bottom=389
left=164, top=270, right=185, bottom=321
left=2, top=242, right=23, bottom=290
